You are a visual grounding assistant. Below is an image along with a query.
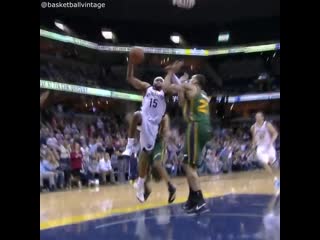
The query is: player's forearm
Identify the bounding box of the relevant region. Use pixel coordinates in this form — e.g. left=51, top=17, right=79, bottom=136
left=169, top=84, right=183, bottom=94
left=126, top=62, right=135, bottom=83
left=178, top=89, right=185, bottom=106
left=163, top=70, right=174, bottom=92
left=270, top=132, right=278, bottom=145
left=171, top=73, right=181, bottom=85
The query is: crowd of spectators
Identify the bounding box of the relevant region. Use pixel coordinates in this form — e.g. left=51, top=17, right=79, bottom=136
left=40, top=109, right=280, bottom=192
left=40, top=60, right=104, bottom=87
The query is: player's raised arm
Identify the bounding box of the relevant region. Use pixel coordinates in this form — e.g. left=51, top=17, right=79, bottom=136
left=267, top=122, right=278, bottom=145
left=162, top=61, right=184, bottom=94
left=126, top=60, right=150, bottom=92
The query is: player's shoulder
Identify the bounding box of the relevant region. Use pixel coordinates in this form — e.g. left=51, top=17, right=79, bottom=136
left=266, top=121, right=274, bottom=128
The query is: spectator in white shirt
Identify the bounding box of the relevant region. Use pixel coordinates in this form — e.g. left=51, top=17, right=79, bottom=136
left=40, top=157, right=56, bottom=191
left=98, top=151, right=115, bottom=184
left=89, top=138, right=98, bottom=156
left=87, top=154, right=100, bottom=186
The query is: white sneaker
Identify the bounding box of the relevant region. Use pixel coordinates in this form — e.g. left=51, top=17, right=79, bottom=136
left=135, top=183, right=145, bottom=203
left=122, top=145, right=133, bottom=156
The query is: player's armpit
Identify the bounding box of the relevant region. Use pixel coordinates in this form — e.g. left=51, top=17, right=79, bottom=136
left=128, top=77, right=151, bottom=91
left=126, top=62, right=150, bottom=91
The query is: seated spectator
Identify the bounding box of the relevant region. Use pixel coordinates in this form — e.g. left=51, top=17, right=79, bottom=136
left=46, top=132, right=59, bottom=150
left=115, top=144, right=126, bottom=183
left=207, top=155, right=223, bottom=175
left=70, top=142, right=83, bottom=188
left=40, top=157, right=56, bottom=192
left=87, top=154, right=100, bottom=186
left=98, top=152, right=116, bottom=184
left=42, top=149, right=65, bottom=189
left=59, top=139, right=71, bottom=188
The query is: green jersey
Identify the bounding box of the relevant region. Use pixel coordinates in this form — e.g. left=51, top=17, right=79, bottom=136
left=183, top=90, right=210, bottom=123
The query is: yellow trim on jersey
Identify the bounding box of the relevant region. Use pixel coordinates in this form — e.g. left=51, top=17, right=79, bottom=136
left=190, top=98, right=194, bottom=121
left=193, top=122, right=199, bottom=165
left=183, top=101, right=187, bottom=121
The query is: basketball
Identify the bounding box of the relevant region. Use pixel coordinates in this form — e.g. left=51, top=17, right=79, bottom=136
left=129, top=47, right=144, bottom=64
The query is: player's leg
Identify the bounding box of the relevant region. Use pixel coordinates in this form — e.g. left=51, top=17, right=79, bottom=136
left=182, top=123, right=205, bottom=212
left=183, top=122, right=210, bottom=214
left=257, top=147, right=275, bottom=175
left=135, top=149, right=150, bottom=202
left=268, top=147, right=280, bottom=189
left=151, top=138, right=176, bottom=203
left=123, top=111, right=142, bottom=156
left=144, top=168, right=152, bottom=201
left=257, top=147, right=279, bottom=189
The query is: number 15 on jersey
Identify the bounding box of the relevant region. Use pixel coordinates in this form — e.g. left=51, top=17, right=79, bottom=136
left=149, top=98, right=158, bottom=108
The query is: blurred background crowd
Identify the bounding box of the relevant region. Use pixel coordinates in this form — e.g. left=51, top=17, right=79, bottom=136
left=40, top=106, right=280, bottom=192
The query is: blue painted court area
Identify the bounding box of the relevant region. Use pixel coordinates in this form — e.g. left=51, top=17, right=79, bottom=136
left=41, top=194, right=276, bottom=240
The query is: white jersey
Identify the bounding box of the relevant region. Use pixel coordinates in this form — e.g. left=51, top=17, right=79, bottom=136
left=139, top=86, right=167, bottom=151
left=141, top=87, right=166, bottom=125
left=254, top=121, right=272, bottom=147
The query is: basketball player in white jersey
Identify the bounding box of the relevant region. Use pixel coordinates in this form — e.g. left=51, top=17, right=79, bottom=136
left=123, top=59, right=182, bottom=202
left=251, top=112, right=279, bottom=186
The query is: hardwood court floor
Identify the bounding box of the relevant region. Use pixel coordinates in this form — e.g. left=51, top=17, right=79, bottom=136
left=40, top=170, right=279, bottom=230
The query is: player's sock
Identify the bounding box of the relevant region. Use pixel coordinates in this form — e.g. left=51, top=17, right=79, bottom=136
left=127, top=138, right=135, bottom=146
left=123, top=138, right=135, bottom=156
left=183, top=187, right=196, bottom=210
left=194, top=190, right=205, bottom=203
left=137, top=177, right=145, bottom=187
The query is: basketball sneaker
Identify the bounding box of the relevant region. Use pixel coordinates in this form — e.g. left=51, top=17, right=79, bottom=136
left=136, top=188, right=145, bottom=203
left=186, top=200, right=209, bottom=215
left=134, top=179, right=145, bottom=203
left=168, top=185, right=176, bottom=203
left=122, top=138, right=135, bottom=156
left=183, top=200, right=194, bottom=211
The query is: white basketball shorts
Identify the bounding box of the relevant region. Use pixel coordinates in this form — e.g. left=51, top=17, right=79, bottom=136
left=256, top=145, right=276, bottom=164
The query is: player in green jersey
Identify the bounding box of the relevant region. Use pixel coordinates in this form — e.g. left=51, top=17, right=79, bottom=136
left=164, top=62, right=212, bottom=214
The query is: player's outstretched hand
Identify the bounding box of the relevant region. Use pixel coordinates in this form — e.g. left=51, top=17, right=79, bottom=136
left=165, top=60, right=184, bottom=73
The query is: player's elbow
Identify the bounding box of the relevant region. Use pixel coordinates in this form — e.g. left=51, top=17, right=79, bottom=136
left=127, top=76, right=134, bottom=83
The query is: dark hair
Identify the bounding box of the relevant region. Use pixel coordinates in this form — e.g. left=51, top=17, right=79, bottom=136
left=194, top=74, right=206, bottom=89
